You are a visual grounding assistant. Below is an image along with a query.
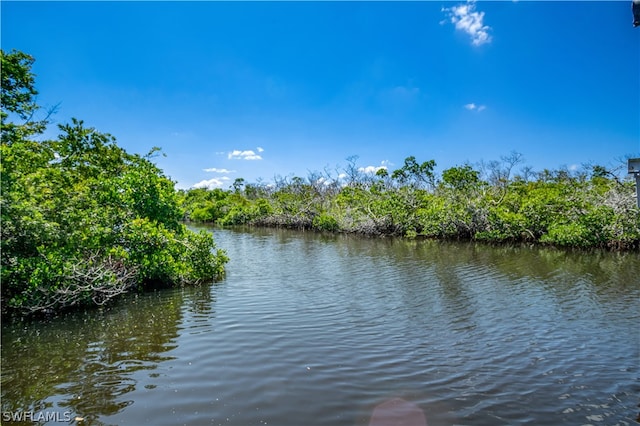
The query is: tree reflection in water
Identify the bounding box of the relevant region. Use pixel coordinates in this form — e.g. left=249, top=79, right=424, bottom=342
left=1, top=285, right=215, bottom=424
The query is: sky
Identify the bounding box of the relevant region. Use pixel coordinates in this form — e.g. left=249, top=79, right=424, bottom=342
left=2, top=1, right=639, bottom=189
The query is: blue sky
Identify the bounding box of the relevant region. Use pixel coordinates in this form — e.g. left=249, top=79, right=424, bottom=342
left=2, top=1, right=639, bottom=189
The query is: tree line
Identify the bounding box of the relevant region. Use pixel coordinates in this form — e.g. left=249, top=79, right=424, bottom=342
left=1, top=50, right=228, bottom=316
left=180, top=153, right=639, bottom=250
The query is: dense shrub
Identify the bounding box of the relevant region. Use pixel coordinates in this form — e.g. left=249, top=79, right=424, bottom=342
left=312, top=213, right=340, bottom=232
left=181, top=158, right=639, bottom=250
left=1, top=50, right=228, bottom=315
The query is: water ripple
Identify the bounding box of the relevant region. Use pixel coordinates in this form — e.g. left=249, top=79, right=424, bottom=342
left=2, top=228, right=638, bottom=426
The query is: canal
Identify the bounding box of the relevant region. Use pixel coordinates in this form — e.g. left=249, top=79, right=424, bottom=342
left=2, top=226, right=638, bottom=425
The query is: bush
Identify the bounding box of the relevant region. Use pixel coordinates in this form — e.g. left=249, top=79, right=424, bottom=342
left=541, top=222, right=594, bottom=247
left=312, top=213, right=340, bottom=232
left=1, top=125, right=229, bottom=315
left=1, top=51, right=228, bottom=315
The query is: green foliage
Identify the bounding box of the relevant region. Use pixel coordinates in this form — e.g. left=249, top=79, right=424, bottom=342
left=1, top=51, right=227, bottom=315
left=540, top=206, right=615, bottom=247
left=180, top=187, right=230, bottom=223
left=181, top=157, right=639, bottom=250
left=2, top=122, right=228, bottom=315
left=417, top=193, right=474, bottom=238
left=441, top=165, right=480, bottom=191
left=1, top=50, right=49, bottom=144
left=391, top=156, right=437, bottom=189
left=542, top=222, right=595, bottom=247
left=312, top=213, right=339, bottom=232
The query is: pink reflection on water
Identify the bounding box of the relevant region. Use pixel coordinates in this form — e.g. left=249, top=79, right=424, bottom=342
left=368, top=398, right=428, bottom=426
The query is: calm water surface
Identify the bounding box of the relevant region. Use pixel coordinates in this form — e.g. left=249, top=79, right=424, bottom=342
left=2, top=227, right=639, bottom=425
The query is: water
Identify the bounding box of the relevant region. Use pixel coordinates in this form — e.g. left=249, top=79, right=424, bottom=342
left=2, top=227, right=639, bottom=425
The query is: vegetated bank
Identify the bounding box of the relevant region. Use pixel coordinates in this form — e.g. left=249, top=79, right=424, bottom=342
left=1, top=50, right=228, bottom=317
left=179, top=155, right=640, bottom=251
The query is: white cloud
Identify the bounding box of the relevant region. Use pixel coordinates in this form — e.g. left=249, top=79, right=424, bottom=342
left=465, top=103, right=486, bottom=111
left=192, top=176, right=231, bottom=189
left=314, top=177, right=334, bottom=187
left=443, top=1, right=492, bottom=46
left=358, top=164, right=388, bottom=174
left=228, top=149, right=262, bottom=160
left=203, top=167, right=236, bottom=173
left=257, top=146, right=264, bottom=153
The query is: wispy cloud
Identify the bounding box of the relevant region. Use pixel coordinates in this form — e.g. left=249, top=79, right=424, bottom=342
left=203, top=167, right=235, bottom=173
left=192, top=176, right=231, bottom=189
left=464, top=102, right=486, bottom=111
left=228, top=149, right=263, bottom=160
left=443, top=1, right=492, bottom=46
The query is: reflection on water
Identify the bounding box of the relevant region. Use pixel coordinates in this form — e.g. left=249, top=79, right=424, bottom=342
left=2, top=227, right=639, bottom=425
left=1, top=286, right=214, bottom=424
